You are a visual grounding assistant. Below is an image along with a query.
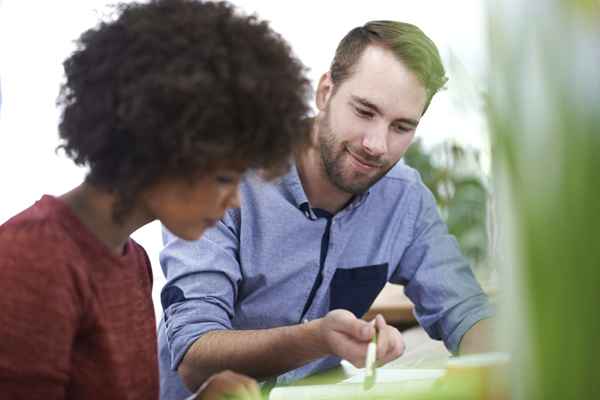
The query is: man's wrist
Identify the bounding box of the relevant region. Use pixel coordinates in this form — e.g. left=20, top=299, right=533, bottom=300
left=300, top=318, right=329, bottom=357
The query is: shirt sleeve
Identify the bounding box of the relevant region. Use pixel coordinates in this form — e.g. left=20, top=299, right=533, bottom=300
left=159, top=209, right=242, bottom=370
left=0, top=228, right=81, bottom=399
left=390, top=180, right=495, bottom=354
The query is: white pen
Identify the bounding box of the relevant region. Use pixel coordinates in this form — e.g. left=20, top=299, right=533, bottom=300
left=363, top=324, right=378, bottom=390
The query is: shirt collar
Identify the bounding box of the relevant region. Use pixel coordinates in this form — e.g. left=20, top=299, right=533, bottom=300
left=281, top=163, right=309, bottom=208
left=281, top=162, right=372, bottom=219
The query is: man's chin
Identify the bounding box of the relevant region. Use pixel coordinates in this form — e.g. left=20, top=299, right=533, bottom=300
left=331, top=174, right=376, bottom=195
left=342, top=170, right=389, bottom=194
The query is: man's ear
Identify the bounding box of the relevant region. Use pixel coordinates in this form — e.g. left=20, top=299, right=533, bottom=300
left=316, top=72, right=334, bottom=111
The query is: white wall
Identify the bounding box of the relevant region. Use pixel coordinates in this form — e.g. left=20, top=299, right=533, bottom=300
left=0, top=0, right=488, bottom=321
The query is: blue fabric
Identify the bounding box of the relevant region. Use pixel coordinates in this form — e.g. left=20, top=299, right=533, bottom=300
left=157, top=162, right=495, bottom=400
left=330, top=263, right=388, bottom=318
left=299, top=209, right=332, bottom=322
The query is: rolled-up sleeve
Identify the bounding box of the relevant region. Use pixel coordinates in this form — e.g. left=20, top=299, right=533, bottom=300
left=159, top=211, right=241, bottom=370
left=391, top=182, right=495, bottom=354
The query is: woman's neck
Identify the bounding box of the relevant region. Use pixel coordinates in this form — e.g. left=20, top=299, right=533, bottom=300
left=60, top=183, right=153, bottom=256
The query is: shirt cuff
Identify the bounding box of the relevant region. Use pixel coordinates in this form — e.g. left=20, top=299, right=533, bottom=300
left=444, top=300, right=495, bottom=354
left=164, top=300, right=232, bottom=370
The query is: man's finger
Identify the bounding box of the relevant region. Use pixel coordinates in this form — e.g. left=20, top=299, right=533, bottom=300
left=333, top=311, right=374, bottom=341
left=375, top=314, right=387, bottom=330
left=376, top=329, right=391, bottom=361
left=377, top=327, right=405, bottom=366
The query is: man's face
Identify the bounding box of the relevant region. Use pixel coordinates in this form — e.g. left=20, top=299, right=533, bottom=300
left=316, top=45, right=428, bottom=194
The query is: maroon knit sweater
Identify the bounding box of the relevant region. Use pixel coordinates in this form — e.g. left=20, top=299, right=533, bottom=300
left=0, top=195, right=158, bottom=400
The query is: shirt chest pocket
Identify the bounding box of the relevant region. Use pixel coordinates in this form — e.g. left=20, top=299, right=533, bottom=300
left=329, top=263, right=388, bottom=318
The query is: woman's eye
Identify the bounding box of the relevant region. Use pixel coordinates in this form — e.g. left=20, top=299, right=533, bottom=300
left=216, top=176, right=235, bottom=184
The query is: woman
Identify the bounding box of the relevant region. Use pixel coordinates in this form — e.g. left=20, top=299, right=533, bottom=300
left=0, top=0, right=310, bottom=399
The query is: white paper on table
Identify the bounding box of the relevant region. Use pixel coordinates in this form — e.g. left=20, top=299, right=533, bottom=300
left=340, top=368, right=445, bottom=384
left=269, top=369, right=447, bottom=400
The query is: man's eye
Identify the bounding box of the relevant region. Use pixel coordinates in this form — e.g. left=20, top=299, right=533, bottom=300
left=393, top=124, right=411, bottom=134
left=354, top=107, right=373, bottom=119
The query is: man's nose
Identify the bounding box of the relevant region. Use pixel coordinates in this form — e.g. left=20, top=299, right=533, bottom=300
left=361, top=123, right=388, bottom=157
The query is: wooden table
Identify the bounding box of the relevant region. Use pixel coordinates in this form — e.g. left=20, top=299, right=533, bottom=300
left=364, top=283, right=496, bottom=327
left=363, top=283, right=416, bottom=326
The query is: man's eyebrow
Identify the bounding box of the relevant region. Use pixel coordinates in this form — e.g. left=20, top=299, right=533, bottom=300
left=351, top=95, right=419, bottom=128
left=352, top=95, right=382, bottom=115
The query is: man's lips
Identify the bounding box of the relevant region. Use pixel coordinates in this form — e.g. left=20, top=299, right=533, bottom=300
left=346, top=147, right=383, bottom=170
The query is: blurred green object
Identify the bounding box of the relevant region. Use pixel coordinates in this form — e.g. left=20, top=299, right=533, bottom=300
left=488, top=0, right=600, bottom=399
left=405, top=139, right=489, bottom=272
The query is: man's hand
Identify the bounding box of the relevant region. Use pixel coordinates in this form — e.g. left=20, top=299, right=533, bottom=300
left=319, top=309, right=405, bottom=368
left=194, top=370, right=261, bottom=400
left=373, top=314, right=405, bottom=366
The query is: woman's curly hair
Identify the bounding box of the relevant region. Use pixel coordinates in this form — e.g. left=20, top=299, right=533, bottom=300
left=57, top=0, right=311, bottom=219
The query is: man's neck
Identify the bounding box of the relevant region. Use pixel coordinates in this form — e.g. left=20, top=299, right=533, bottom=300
left=295, top=147, right=353, bottom=215
left=60, top=183, right=153, bottom=256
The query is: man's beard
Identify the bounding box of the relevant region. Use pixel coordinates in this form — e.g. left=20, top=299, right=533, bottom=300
left=317, top=109, right=391, bottom=195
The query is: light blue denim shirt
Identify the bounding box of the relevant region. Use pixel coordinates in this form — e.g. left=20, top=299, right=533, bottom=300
left=157, top=162, right=494, bottom=399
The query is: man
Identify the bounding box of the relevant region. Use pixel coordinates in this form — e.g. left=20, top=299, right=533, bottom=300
left=158, top=20, right=494, bottom=399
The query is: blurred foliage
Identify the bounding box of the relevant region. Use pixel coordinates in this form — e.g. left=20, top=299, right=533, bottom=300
left=405, top=139, right=489, bottom=271
left=567, top=0, right=600, bottom=17
left=488, top=0, right=600, bottom=399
